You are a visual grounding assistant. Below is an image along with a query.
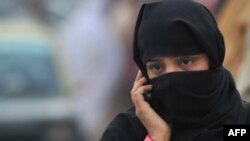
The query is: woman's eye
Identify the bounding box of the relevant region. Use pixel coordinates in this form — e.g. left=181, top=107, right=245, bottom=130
left=152, top=65, right=163, bottom=71
left=180, top=57, right=194, bottom=66
left=147, top=64, right=164, bottom=74
left=181, top=59, right=192, bottom=66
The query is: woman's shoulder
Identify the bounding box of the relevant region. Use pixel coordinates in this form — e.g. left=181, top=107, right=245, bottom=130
left=100, top=107, right=147, bottom=141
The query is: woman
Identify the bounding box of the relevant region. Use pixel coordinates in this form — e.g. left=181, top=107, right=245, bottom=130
left=100, top=1, right=250, bottom=141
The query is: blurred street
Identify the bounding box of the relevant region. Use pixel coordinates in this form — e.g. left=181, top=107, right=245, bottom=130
left=0, top=0, right=250, bottom=141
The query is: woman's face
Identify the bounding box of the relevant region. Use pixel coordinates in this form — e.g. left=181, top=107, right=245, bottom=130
left=146, top=54, right=209, bottom=79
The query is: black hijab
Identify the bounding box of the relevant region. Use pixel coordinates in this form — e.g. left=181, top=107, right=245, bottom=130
left=134, top=0, right=225, bottom=77
left=100, top=1, right=250, bottom=141
left=133, top=0, right=249, bottom=141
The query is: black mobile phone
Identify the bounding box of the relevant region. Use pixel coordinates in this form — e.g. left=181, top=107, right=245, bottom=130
left=142, top=74, right=153, bottom=104
left=140, top=71, right=158, bottom=110
left=139, top=69, right=153, bottom=105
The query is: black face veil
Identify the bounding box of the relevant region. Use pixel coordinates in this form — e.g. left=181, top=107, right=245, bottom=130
left=133, top=1, right=248, bottom=141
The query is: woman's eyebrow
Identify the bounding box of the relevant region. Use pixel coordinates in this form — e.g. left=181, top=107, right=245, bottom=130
left=147, top=58, right=162, bottom=62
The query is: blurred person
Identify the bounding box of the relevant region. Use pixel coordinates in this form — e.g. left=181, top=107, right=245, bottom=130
left=238, top=25, right=250, bottom=101
left=217, top=0, right=250, bottom=80
left=110, top=0, right=143, bottom=116
left=217, top=0, right=250, bottom=101
left=109, top=0, right=162, bottom=114
left=61, top=0, right=126, bottom=140
left=112, top=0, right=139, bottom=85
left=100, top=1, right=250, bottom=141
left=195, top=0, right=224, bottom=15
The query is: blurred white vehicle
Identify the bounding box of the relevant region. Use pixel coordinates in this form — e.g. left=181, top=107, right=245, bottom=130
left=0, top=20, right=83, bottom=141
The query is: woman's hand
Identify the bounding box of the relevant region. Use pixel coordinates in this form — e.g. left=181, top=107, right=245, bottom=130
left=131, top=71, right=171, bottom=141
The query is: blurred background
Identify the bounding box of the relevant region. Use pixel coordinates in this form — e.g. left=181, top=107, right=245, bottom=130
left=0, top=0, right=250, bottom=141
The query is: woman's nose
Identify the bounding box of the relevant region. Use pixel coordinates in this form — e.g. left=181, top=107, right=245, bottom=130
left=166, top=65, right=180, bottom=73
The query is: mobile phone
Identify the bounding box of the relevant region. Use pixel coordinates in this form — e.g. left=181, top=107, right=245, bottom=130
left=138, top=68, right=154, bottom=105
left=142, top=73, right=153, bottom=104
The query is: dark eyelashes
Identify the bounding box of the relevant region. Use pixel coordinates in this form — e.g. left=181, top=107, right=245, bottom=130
left=147, top=64, right=162, bottom=70
left=146, top=55, right=199, bottom=68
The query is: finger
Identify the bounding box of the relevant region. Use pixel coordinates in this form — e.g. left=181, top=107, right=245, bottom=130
left=131, top=84, right=150, bottom=102
left=135, top=71, right=143, bottom=81
left=133, top=85, right=153, bottom=115
left=132, top=77, right=147, bottom=92
left=132, top=85, right=152, bottom=105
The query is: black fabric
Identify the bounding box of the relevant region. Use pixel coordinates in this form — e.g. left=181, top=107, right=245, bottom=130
left=134, top=0, right=225, bottom=75
left=150, top=68, right=248, bottom=141
left=100, top=108, right=147, bottom=141
left=100, top=103, right=250, bottom=141
left=100, top=0, right=250, bottom=141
